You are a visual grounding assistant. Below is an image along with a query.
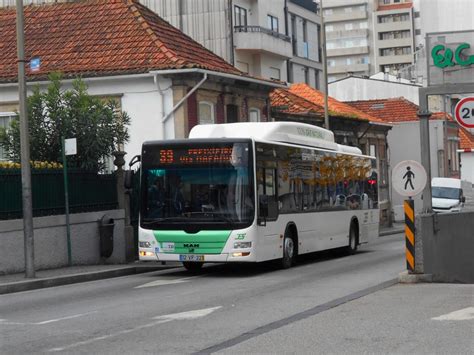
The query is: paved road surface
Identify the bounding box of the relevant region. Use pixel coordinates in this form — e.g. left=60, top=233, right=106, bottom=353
left=1, top=234, right=409, bottom=354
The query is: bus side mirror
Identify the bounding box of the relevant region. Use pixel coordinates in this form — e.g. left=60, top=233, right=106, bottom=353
left=124, top=170, right=133, bottom=190
left=258, top=195, right=268, bottom=226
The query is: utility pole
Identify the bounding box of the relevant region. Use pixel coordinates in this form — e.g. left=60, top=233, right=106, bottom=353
left=319, top=0, right=330, bottom=130
left=16, top=0, right=35, bottom=278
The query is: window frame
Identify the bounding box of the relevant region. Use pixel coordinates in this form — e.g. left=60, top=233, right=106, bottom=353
left=234, top=5, right=247, bottom=28
left=249, top=108, right=260, bottom=122
left=267, top=14, right=279, bottom=32
left=0, top=112, right=16, bottom=161
left=198, top=101, right=215, bottom=125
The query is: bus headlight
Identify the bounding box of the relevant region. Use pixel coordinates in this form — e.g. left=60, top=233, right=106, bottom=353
left=139, top=241, right=152, bottom=248
left=234, top=241, right=251, bottom=249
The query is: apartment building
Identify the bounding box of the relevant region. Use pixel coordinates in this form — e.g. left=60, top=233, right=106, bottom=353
left=373, top=0, right=415, bottom=76
left=322, top=0, right=416, bottom=81
left=136, top=0, right=324, bottom=88
left=322, top=0, right=376, bottom=82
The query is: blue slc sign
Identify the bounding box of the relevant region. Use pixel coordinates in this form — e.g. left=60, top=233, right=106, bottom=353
left=30, top=57, right=40, bottom=71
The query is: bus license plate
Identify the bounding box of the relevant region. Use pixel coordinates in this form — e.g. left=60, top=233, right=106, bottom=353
left=179, top=254, right=204, bottom=262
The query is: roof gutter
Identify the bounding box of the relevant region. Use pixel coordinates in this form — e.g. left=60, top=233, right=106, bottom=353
left=149, top=68, right=286, bottom=89
left=165, top=72, right=207, bottom=125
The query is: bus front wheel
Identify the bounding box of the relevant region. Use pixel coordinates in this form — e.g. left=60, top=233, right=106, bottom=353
left=183, top=262, right=203, bottom=272
left=281, top=233, right=296, bottom=269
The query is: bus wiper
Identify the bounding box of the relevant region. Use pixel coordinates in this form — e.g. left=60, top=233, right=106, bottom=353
left=141, top=217, right=187, bottom=225
left=185, top=211, right=234, bottom=223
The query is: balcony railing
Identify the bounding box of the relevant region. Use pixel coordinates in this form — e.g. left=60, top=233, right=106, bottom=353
left=234, top=26, right=291, bottom=42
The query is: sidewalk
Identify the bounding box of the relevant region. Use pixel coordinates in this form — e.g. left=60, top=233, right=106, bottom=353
left=0, top=222, right=405, bottom=295
left=379, top=221, right=404, bottom=236
left=0, top=261, right=181, bottom=295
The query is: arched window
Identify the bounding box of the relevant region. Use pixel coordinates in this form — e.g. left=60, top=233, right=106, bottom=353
left=198, top=101, right=215, bottom=124
left=249, top=108, right=260, bottom=122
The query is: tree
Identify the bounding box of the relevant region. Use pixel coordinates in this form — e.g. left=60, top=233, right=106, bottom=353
left=0, top=73, right=130, bottom=172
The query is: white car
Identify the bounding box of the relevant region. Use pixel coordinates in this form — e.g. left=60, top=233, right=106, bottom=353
left=431, top=178, right=466, bottom=213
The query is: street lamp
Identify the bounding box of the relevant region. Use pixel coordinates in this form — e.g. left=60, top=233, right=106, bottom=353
left=16, top=0, right=35, bottom=278
left=319, top=0, right=330, bottom=130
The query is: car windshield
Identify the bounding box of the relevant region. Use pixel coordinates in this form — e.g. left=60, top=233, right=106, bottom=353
left=432, top=186, right=460, bottom=200
left=140, top=142, right=254, bottom=230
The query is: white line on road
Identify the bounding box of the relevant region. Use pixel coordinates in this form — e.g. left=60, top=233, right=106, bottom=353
left=134, top=277, right=197, bottom=289
left=47, top=306, right=222, bottom=352
left=0, top=311, right=97, bottom=326
left=153, top=306, right=222, bottom=321
left=48, top=319, right=171, bottom=352
left=432, top=307, right=474, bottom=321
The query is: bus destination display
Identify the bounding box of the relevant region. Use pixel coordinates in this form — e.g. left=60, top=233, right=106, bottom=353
left=159, top=147, right=234, bottom=165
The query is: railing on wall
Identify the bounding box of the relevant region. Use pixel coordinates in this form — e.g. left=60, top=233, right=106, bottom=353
left=0, top=169, right=118, bottom=220
left=234, top=26, right=291, bottom=42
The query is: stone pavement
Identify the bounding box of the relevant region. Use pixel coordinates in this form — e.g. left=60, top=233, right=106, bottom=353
left=0, top=222, right=405, bottom=295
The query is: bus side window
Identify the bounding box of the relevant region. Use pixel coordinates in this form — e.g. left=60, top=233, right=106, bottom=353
left=258, top=167, right=278, bottom=220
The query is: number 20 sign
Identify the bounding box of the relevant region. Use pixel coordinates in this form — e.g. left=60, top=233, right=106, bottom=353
left=455, top=97, right=474, bottom=129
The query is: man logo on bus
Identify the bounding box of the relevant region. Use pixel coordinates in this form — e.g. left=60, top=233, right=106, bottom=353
left=403, top=166, right=415, bottom=190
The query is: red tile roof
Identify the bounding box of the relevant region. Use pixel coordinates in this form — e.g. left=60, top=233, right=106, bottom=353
left=347, top=97, right=474, bottom=148
left=289, top=83, right=385, bottom=124
left=0, top=0, right=242, bottom=83
left=377, top=2, right=413, bottom=11
left=346, top=97, right=446, bottom=123
left=459, top=127, right=474, bottom=150
left=270, top=88, right=324, bottom=117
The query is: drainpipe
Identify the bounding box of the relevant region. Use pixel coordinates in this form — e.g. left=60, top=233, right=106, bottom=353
left=155, top=73, right=208, bottom=139
left=154, top=75, right=166, bottom=139
left=228, top=0, right=235, bottom=66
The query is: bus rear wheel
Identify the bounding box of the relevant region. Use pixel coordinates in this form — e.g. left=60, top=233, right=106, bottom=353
left=182, top=262, right=203, bottom=272
left=346, top=222, right=358, bottom=255
left=281, top=233, right=296, bottom=269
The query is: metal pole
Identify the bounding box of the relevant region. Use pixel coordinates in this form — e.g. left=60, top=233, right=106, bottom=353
left=62, top=137, right=72, bottom=266
left=418, top=88, right=432, bottom=213
left=319, top=0, right=329, bottom=130
left=16, top=0, right=35, bottom=278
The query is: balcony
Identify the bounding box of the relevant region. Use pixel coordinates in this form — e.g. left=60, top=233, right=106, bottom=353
left=327, top=46, right=369, bottom=58
left=324, top=10, right=368, bottom=23
left=326, top=29, right=368, bottom=40
left=234, top=26, right=292, bottom=59
left=328, top=63, right=369, bottom=75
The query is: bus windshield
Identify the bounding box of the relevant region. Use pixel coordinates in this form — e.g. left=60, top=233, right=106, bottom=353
left=140, top=141, right=254, bottom=230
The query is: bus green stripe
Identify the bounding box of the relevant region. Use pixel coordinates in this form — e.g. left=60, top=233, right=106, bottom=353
left=153, top=230, right=231, bottom=254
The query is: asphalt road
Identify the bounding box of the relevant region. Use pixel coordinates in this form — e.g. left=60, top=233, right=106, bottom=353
left=1, top=234, right=407, bottom=354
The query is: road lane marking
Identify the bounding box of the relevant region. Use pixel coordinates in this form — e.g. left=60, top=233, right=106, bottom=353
left=194, top=278, right=398, bottom=355
left=134, top=277, right=194, bottom=288
left=0, top=311, right=97, bottom=326
left=48, top=319, right=172, bottom=352
left=432, top=307, right=474, bottom=321
left=153, top=306, right=222, bottom=321
left=48, top=306, right=222, bottom=352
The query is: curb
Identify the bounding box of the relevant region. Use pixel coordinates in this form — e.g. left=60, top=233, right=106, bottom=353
left=0, top=265, right=176, bottom=295
left=379, top=228, right=404, bottom=236
left=398, top=271, right=433, bottom=283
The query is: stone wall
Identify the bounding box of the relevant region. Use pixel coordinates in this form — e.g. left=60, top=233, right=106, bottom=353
left=418, top=211, right=474, bottom=283
left=0, top=210, right=126, bottom=275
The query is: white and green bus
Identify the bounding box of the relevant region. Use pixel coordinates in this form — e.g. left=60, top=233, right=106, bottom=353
left=137, top=122, right=379, bottom=271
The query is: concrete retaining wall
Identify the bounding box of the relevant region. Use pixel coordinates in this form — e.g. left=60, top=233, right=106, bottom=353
left=419, top=212, right=474, bottom=283
left=0, top=210, right=126, bottom=275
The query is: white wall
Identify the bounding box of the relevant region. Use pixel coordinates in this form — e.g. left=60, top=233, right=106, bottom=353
left=388, top=120, right=445, bottom=220
left=329, top=76, right=420, bottom=104
left=413, top=0, right=474, bottom=48
left=460, top=152, right=474, bottom=185
left=0, top=74, right=174, bottom=166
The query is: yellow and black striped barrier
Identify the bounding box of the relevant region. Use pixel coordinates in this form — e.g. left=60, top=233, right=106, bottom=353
left=404, top=199, right=415, bottom=272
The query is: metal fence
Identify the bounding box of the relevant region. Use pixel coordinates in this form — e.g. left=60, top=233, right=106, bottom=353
left=0, top=169, right=118, bottom=220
